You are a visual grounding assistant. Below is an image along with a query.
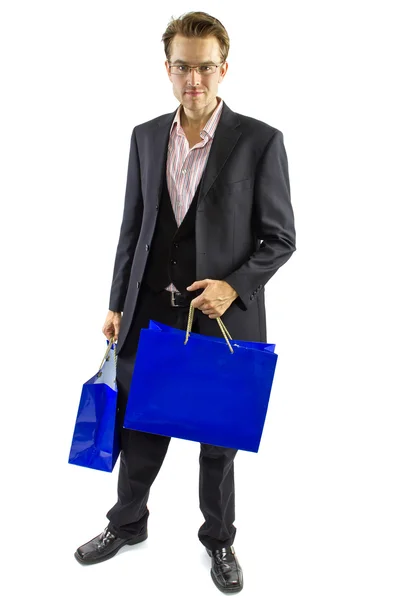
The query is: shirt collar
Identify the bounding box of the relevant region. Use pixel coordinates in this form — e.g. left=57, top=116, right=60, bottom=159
left=170, top=96, right=224, bottom=140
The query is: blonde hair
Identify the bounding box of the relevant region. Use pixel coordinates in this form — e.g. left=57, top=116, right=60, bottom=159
left=161, top=11, right=230, bottom=64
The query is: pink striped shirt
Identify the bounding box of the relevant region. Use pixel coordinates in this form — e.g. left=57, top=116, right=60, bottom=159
left=165, top=96, right=224, bottom=292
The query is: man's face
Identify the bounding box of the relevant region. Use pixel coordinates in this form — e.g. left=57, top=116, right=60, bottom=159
left=165, top=34, right=228, bottom=115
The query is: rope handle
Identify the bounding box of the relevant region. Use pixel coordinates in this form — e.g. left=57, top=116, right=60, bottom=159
left=184, top=302, right=234, bottom=353
left=97, top=337, right=118, bottom=376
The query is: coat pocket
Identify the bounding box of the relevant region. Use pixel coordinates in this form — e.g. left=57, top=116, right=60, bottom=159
left=215, top=178, right=252, bottom=194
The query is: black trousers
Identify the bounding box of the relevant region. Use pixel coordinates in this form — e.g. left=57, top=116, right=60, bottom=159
left=106, top=284, right=238, bottom=551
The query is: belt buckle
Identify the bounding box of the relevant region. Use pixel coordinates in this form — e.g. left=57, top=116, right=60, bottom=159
left=171, top=291, right=179, bottom=307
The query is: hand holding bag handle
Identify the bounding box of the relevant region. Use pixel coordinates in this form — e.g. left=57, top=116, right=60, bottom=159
left=184, top=302, right=234, bottom=354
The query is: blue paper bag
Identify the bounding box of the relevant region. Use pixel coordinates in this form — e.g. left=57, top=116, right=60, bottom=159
left=68, top=339, right=120, bottom=472
left=123, top=320, right=278, bottom=452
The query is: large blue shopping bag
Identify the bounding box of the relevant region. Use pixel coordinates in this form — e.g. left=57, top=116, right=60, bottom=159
left=68, top=339, right=120, bottom=472
left=123, top=308, right=278, bottom=452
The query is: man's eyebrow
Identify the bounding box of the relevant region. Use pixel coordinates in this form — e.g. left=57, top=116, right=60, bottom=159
left=171, top=59, right=215, bottom=65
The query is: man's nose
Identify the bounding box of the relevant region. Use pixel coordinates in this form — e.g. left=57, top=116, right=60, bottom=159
left=188, top=67, right=201, bottom=86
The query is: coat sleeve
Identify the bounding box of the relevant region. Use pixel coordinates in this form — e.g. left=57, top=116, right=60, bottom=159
left=108, top=127, right=144, bottom=312
left=224, top=130, right=296, bottom=310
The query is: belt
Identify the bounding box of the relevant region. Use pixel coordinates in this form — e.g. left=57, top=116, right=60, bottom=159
left=159, top=289, right=197, bottom=307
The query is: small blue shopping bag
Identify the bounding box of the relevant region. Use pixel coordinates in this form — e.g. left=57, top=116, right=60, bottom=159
left=123, top=310, right=278, bottom=453
left=68, top=339, right=120, bottom=472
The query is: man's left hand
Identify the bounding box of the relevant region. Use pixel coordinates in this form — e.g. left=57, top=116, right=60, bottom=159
left=186, top=279, right=239, bottom=319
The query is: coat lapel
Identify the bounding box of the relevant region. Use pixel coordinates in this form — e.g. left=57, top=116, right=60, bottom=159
left=149, top=100, right=242, bottom=212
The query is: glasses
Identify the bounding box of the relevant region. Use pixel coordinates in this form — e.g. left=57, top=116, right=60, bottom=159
left=168, top=63, right=224, bottom=76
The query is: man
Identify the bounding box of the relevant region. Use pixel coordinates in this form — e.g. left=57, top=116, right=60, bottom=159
left=74, top=11, right=296, bottom=594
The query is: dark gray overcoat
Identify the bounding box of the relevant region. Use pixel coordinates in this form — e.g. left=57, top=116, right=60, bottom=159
left=108, top=101, right=296, bottom=355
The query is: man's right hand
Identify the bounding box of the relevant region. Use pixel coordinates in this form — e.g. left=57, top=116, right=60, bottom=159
left=102, top=310, right=122, bottom=342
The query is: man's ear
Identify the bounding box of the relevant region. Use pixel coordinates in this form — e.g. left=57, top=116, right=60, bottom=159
left=219, top=61, right=228, bottom=83
left=165, top=60, right=172, bottom=82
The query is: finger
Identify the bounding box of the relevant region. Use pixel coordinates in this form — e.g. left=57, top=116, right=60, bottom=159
left=204, top=310, right=218, bottom=317
left=191, top=296, right=205, bottom=309
left=199, top=304, right=210, bottom=311
left=104, top=325, right=115, bottom=341
left=187, top=279, right=209, bottom=291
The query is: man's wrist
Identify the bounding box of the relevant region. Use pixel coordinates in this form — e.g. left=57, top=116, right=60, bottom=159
left=223, top=280, right=238, bottom=300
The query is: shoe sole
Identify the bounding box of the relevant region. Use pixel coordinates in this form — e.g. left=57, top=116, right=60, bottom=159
left=74, top=531, right=148, bottom=565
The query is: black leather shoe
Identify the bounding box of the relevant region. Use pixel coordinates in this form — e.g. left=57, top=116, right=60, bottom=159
left=206, top=546, right=244, bottom=593
left=74, top=525, right=148, bottom=565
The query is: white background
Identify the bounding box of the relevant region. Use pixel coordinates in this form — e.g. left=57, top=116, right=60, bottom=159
left=1, top=1, right=399, bottom=599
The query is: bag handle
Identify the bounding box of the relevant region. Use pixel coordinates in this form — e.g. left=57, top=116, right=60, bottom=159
left=97, top=337, right=118, bottom=376
left=184, top=302, right=234, bottom=354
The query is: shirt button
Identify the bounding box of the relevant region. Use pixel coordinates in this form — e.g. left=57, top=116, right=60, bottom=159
left=182, top=169, right=187, bottom=174
left=170, top=260, right=177, bottom=265
left=174, top=243, right=179, bottom=249
left=145, top=245, right=150, bottom=251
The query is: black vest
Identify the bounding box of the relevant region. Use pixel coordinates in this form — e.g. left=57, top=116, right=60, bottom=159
left=143, top=171, right=202, bottom=293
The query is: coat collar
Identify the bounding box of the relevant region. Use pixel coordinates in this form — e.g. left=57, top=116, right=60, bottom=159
left=170, top=96, right=224, bottom=141
left=149, top=100, right=242, bottom=210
